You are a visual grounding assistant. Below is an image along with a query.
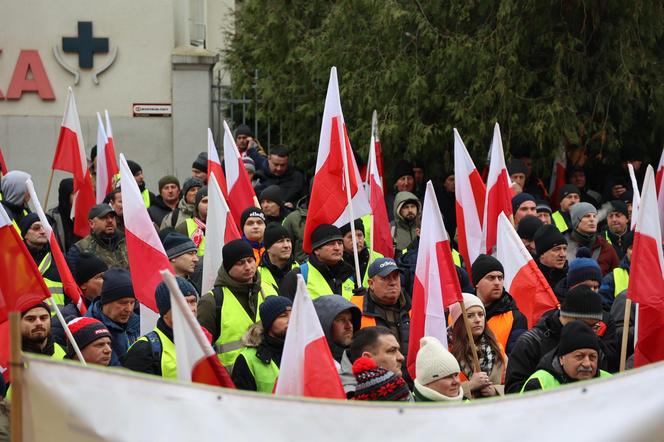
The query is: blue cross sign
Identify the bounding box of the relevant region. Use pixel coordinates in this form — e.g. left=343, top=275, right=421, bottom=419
left=62, top=21, right=109, bottom=69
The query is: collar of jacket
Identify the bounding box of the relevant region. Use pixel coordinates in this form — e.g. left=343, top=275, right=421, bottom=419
left=260, top=250, right=293, bottom=277
left=364, top=288, right=410, bottom=316
left=157, top=317, right=174, bottom=342
left=22, top=333, right=55, bottom=355
left=90, top=300, right=129, bottom=332
left=571, top=229, right=597, bottom=248
left=308, top=254, right=355, bottom=283
left=92, top=230, right=122, bottom=248
left=256, top=333, right=285, bottom=365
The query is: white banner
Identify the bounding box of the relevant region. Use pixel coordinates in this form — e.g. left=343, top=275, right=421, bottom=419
left=21, top=357, right=664, bottom=442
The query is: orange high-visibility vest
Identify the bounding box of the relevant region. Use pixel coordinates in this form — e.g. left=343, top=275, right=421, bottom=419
left=487, top=311, right=514, bottom=352
left=351, top=295, right=377, bottom=328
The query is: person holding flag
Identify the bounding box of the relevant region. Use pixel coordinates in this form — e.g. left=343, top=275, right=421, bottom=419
left=341, top=219, right=383, bottom=288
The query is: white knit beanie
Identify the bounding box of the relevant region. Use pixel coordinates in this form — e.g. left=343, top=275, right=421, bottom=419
left=448, top=293, right=485, bottom=326
left=415, top=337, right=461, bottom=386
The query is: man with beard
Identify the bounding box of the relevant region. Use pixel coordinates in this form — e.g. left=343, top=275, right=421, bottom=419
left=232, top=296, right=292, bottom=392
left=253, top=146, right=306, bottom=209
left=126, top=160, right=156, bottom=208
left=21, top=302, right=66, bottom=359
left=391, top=191, right=421, bottom=251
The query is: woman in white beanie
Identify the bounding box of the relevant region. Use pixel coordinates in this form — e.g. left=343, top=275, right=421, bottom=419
left=413, top=337, right=465, bottom=402
left=449, top=293, right=506, bottom=398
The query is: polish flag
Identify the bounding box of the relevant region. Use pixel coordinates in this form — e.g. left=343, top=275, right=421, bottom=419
left=207, top=128, right=228, bottom=198
left=302, top=67, right=371, bottom=253
left=0, top=204, right=52, bottom=381
left=275, top=275, right=345, bottom=399
left=407, top=181, right=463, bottom=379
left=160, top=271, right=235, bottom=388
left=481, top=123, right=513, bottom=255
left=51, top=88, right=96, bottom=238
left=222, top=121, right=257, bottom=225
left=548, top=146, right=567, bottom=210
left=655, top=148, right=664, bottom=238
left=366, top=112, right=393, bottom=258
left=120, top=154, right=173, bottom=334
left=454, top=128, right=486, bottom=277
left=0, top=144, right=7, bottom=174
left=627, top=165, right=664, bottom=367
left=496, top=213, right=559, bottom=328
left=26, top=179, right=87, bottom=315
left=201, top=173, right=242, bottom=295
left=627, top=163, right=641, bottom=231
left=95, top=111, right=119, bottom=203
left=365, top=110, right=385, bottom=189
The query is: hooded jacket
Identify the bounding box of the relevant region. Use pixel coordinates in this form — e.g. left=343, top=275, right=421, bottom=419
left=312, top=295, right=361, bottom=363
left=1, top=170, right=31, bottom=224
left=148, top=195, right=175, bottom=227
left=85, top=299, right=140, bottom=366
left=231, top=323, right=285, bottom=391
left=390, top=191, right=421, bottom=251
left=160, top=197, right=195, bottom=230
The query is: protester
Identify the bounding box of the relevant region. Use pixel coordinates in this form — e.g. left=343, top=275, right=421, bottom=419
left=516, top=215, right=543, bottom=256
left=351, top=356, right=411, bottom=401
left=258, top=185, right=288, bottom=225
left=48, top=178, right=79, bottom=251
left=21, top=302, right=65, bottom=359
left=232, top=296, right=292, bottom=392
left=148, top=175, right=180, bottom=226
left=599, top=236, right=632, bottom=311
left=391, top=191, right=421, bottom=251
left=449, top=293, right=505, bottom=398
left=162, top=231, right=199, bottom=279
left=512, top=192, right=537, bottom=225
left=66, top=317, right=113, bottom=366
left=123, top=277, right=199, bottom=378
left=257, top=224, right=296, bottom=296
left=191, top=152, right=208, bottom=183
left=282, top=203, right=308, bottom=263
left=535, top=200, right=553, bottom=225
left=175, top=186, right=208, bottom=256
left=126, top=160, right=155, bottom=208
left=0, top=170, right=31, bottom=225
left=385, top=160, right=415, bottom=221
left=240, top=207, right=266, bottom=263
left=554, top=249, right=603, bottom=302
left=435, top=171, right=457, bottom=238
left=602, top=200, right=633, bottom=260
left=534, top=224, right=568, bottom=289
left=160, top=177, right=203, bottom=230
left=341, top=219, right=383, bottom=287
left=106, top=188, right=124, bottom=231
left=348, top=326, right=405, bottom=377
left=565, top=202, right=619, bottom=274
left=551, top=184, right=581, bottom=233
left=413, top=337, right=465, bottom=402
left=234, top=124, right=267, bottom=169
left=254, top=146, right=306, bottom=208
left=507, top=159, right=529, bottom=194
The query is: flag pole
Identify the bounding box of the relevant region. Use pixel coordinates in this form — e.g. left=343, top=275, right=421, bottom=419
left=49, top=297, right=87, bottom=366
left=42, top=168, right=55, bottom=210
left=459, top=300, right=481, bottom=372
left=339, top=121, right=363, bottom=287
left=619, top=298, right=632, bottom=372
left=9, top=312, right=24, bottom=442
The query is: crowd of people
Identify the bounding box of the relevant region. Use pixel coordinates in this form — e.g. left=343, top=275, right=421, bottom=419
left=0, top=123, right=650, bottom=404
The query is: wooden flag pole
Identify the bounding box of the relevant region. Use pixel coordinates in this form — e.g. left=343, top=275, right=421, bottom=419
left=619, top=298, right=633, bottom=372
left=42, top=168, right=56, bottom=210
left=9, top=312, right=24, bottom=442
left=459, top=300, right=481, bottom=372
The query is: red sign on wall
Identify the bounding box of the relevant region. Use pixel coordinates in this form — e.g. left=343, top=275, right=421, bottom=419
left=0, top=49, right=55, bottom=101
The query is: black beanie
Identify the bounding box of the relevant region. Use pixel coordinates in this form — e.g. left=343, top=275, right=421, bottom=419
left=507, top=159, right=528, bottom=176
left=162, top=231, right=197, bottom=260
left=192, top=152, right=208, bottom=173
left=240, top=207, right=266, bottom=228
left=556, top=321, right=600, bottom=356
left=259, top=296, right=292, bottom=332
left=534, top=224, right=567, bottom=256
left=560, top=285, right=603, bottom=320
left=517, top=215, right=543, bottom=240
left=74, top=253, right=109, bottom=285
left=340, top=219, right=365, bottom=236
left=18, top=212, right=41, bottom=238
left=182, top=177, right=204, bottom=197
left=511, top=192, right=535, bottom=213
left=608, top=200, right=629, bottom=218
left=264, top=224, right=290, bottom=250
left=392, top=160, right=414, bottom=184
left=126, top=160, right=142, bottom=177
left=471, top=254, right=504, bottom=283
left=222, top=239, right=255, bottom=272
left=558, top=184, right=580, bottom=201
left=310, top=224, right=343, bottom=250
left=234, top=124, right=253, bottom=138
left=259, top=185, right=284, bottom=207
left=154, top=277, right=199, bottom=316
left=195, top=186, right=208, bottom=207
left=100, top=268, right=135, bottom=305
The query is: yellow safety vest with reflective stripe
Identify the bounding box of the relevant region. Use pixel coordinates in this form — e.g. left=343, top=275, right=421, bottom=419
left=214, top=287, right=264, bottom=369
left=239, top=346, right=280, bottom=393
left=362, top=250, right=384, bottom=287
left=131, top=328, right=177, bottom=379
left=521, top=369, right=611, bottom=393
left=604, top=231, right=613, bottom=245
left=37, top=253, right=65, bottom=311
left=185, top=218, right=206, bottom=257
left=613, top=267, right=630, bottom=297
left=258, top=262, right=298, bottom=296
left=300, top=262, right=355, bottom=300
left=141, top=189, right=151, bottom=208
left=552, top=211, right=569, bottom=233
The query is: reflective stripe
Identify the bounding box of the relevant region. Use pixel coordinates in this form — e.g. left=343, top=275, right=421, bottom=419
left=613, top=268, right=630, bottom=297
left=38, top=253, right=53, bottom=274
left=215, top=340, right=245, bottom=354
left=52, top=343, right=67, bottom=360
left=452, top=249, right=462, bottom=267
left=604, top=231, right=613, bottom=246
left=154, top=328, right=177, bottom=380
left=552, top=211, right=569, bottom=233
left=141, top=189, right=151, bottom=208
left=300, top=263, right=355, bottom=300
left=214, top=287, right=264, bottom=368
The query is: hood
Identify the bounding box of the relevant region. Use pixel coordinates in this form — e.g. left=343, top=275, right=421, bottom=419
left=1, top=170, right=31, bottom=206
left=312, top=295, right=361, bottom=344
left=393, top=191, right=421, bottom=221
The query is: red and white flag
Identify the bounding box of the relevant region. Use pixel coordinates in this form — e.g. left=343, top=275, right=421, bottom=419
left=275, top=275, right=345, bottom=399
left=366, top=112, right=393, bottom=258
left=407, top=181, right=463, bottom=378
left=481, top=122, right=512, bottom=255
left=365, top=110, right=385, bottom=189
left=627, top=163, right=641, bottom=231
left=454, top=128, right=486, bottom=276
left=627, top=165, right=664, bottom=367
left=0, top=144, right=7, bottom=174
left=51, top=88, right=96, bottom=238
left=302, top=67, right=371, bottom=253
left=95, top=111, right=119, bottom=203
left=0, top=204, right=52, bottom=381
left=26, top=179, right=87, bottom=315
left=120, top=154, right=173, bottom=334
left=496, top=213, right=559, bottom=328
left=548, top=145, right=567, bottom=210
left=655, top=148, right=664, bottom=238
left=222, top=121, right=257, bottom=225
left=161, top=271, right=235, bottom=388
left=207, top=128, right=228, bottom=197
left=201, top=173, right=241, bottom=295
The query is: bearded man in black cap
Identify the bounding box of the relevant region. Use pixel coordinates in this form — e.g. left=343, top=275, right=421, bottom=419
left=258, top=225, right=296, bottom=296
left=197, top=239, right=265, bottom=370
left=280, top=224, right=356, bottom=301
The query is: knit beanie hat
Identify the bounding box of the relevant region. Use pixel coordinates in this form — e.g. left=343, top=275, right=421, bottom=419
left=243, top=157, right=256, bottom=173
left=192, top=152, right=208, bottom=173
left=222, top=239, right=255, bottom=272
left=570, top=202, right=597, bottom=229
left=392, top=160, right=414, bottom=184
left=448, top=293, right=485, bottom=326
left=471, top=254, right=504, bottom=284
left=18, top=212, right=41, bottom=238
left=126, top=160, right=142, bottom=176
left=195, top=186, right=208, bottom=207
left=21, top=301, right=51, bottom=317
left=259, top=185, right=284, bottom=207
left=415, top=337, right=461, bottom=386
left=234, top=123, right=253, bottom=138
left=534, top=224, right=567, bottom=256
left=536, top=200, right=552, bottom=215
left=507, top=159, right=528, bottom=176
left=310, top=224, right=343, bottom=250
left=240, top=207, right=266, bottom=228
left=100, top=268, right=135, bottom=305
left=66, top=317, right=112, bottom=355
left=558, top=184, right=581, bottom=201
left=608, top=200, right=629, bottom=218
left=259, top=296, right=292, bottom=332
left=567, top=248, right=602, bottom=287
left=352, top=356, right=411, bottom=401
left=74, top=253, right=109, bottom=285
left=158, top=175, right=180, bottom=192
left=556, top=321, right=600, bottom=356
left=560, top=285, right=603, bottom=320
left=339, top=219, right=365, bottom=236
left=162, top=231, right=198, bottom=260
left=517, top=215, right=543, bottom=240
left=154, top=277, right=199, bottom=316
left=264, top=224, right=291, bottom=251
left=181, top=177, right=204, bottom=197
left=511, top=192, right=536, bottom=213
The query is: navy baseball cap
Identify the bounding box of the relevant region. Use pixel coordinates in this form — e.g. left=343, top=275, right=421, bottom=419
left=368, top=258, right=402, bottom=278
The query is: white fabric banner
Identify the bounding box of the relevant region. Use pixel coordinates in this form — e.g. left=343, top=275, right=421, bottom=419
left=21, top=357, right=664, bottom=442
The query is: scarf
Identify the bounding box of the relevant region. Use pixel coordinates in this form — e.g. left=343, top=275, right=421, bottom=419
left=460, top=335, right=496, bottom=380
left=191, top=218, right=206, bottom=247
